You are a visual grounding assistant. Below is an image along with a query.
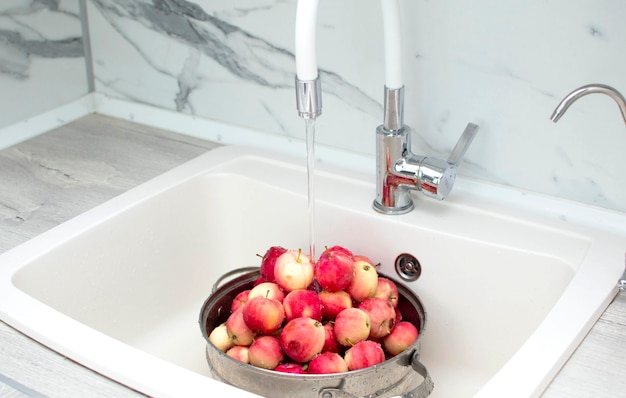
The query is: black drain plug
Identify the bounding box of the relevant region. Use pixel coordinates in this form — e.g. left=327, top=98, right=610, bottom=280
left=394, top=253, right=422, bottom=281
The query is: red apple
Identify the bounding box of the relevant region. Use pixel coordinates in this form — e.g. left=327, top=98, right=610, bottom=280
left=315, top=246, right=355, bottom=292
left=274, top=362, right=307, bottom=374
left=279, top=317, right=325, bottom=363
left=333, top=308, right=371, bottom=347
left=323, top=245, right=353, bottom=257
left=322, top=322, right=339, bottom=353
left=383, top=321, right=419, bottom=356
left=358, top=297, right=396, bottom=339
left=260, top=246, right=287, bottom=282
left=346, top=257, right=379, bottom=302
left=226, top=345, right=249, bottom=363
left=248, top=282, right=285, bottom=302
left=243, top=296, right=285, bottom=334
left=274, top=249, right=314, bottom=292
left=208, top=323, right=234, bottom=352
left=318, top=290, right=352, bottom=320
left=374, top=277, right=399, bottom=307
left=308, top=352, right=348, bottom=374
left=226, top=310, right=255, bottom=346
left=248, top=335, right=284, bottom=370
left=283, top=289, right=323, bottom=321
left=230, top=289, right=250, bottom=313
left=344, top=340, right=385, bottom=371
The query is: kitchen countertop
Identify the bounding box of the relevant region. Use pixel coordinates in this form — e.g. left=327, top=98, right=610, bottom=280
left=0, top=114, right=624, bottom=397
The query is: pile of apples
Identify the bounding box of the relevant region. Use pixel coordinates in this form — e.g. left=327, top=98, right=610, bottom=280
left=208, top=245, right=419, bottom=374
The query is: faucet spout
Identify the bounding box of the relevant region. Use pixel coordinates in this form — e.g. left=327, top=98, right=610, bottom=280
left=551, top=85, right=626, bottom=291
left=294, top=0, right=404, bottom=122
left=294, top=0, right=322, bottom=120
left=550, top=83, right=626, bottom=125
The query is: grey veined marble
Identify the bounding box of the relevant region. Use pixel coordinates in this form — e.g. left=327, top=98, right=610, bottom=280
left=0, top=1, right=83, bottom=80
left=89, top=0, right=381, bottom=115
left=0, top=0, right=88, bottom=129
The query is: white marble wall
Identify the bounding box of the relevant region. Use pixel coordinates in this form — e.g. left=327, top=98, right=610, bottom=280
left=0, top=0, right=89, bottom=129
left=91, top=1, right=626, bottom=213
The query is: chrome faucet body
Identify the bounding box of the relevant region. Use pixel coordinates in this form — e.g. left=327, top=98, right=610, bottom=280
left=550, top=83, right=626, bottom=291
left=373, top=87, right=479, bottom=214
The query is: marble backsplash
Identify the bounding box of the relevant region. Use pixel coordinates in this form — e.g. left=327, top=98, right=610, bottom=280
left=3, top=0, right=626, bottom=213
left=86, top=0, right=626, bottom=213
left=0, top=0, right=88, bottom=128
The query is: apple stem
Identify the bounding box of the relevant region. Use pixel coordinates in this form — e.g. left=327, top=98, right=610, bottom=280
left=297, top=248, right=302, bottom=263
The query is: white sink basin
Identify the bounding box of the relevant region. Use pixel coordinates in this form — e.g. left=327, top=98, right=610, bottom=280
left=1, top=145, right=625, bottom=398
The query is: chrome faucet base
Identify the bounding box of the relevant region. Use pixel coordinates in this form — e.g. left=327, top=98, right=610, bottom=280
left=372, top=199, right=414, bottom=215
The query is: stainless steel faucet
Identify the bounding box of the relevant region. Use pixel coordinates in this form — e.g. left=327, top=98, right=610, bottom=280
left=550, top=83, right=626, bottom=291
left=294, top=0, right=478, bottom=216
left=372, top=86, right=478, bottom=214
left=550, top=83, right=626, bottom=125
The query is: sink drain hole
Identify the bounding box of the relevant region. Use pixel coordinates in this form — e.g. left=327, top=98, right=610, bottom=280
left=394, top=253, right=422, bottom=281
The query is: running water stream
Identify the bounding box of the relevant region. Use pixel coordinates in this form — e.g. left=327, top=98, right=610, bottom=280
left=304, top=118, right=316, bottom=262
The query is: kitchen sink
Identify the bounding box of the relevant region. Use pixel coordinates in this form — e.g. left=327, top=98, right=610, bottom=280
left=0, top=145, right=625, bottom=397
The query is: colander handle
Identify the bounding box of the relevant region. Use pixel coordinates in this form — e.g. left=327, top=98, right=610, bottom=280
left=318, top=350, right=433, bottom=398
left=211, top=266, right=260, bottom=293
left=404, top=350, right=434, bottom=398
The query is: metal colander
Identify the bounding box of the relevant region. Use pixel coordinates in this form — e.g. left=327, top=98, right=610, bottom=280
left=199, top=268, right=433, bottom=398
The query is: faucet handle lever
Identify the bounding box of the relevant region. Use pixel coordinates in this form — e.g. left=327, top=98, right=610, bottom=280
left=418, top=123, right=479, bottom=201
left=447, top=123, right=479, bottom=166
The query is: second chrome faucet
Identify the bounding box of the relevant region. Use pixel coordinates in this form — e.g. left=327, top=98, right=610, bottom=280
left=551, top=83, right=626, bottom=291
left=551, top=83, right=626, bottom=125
